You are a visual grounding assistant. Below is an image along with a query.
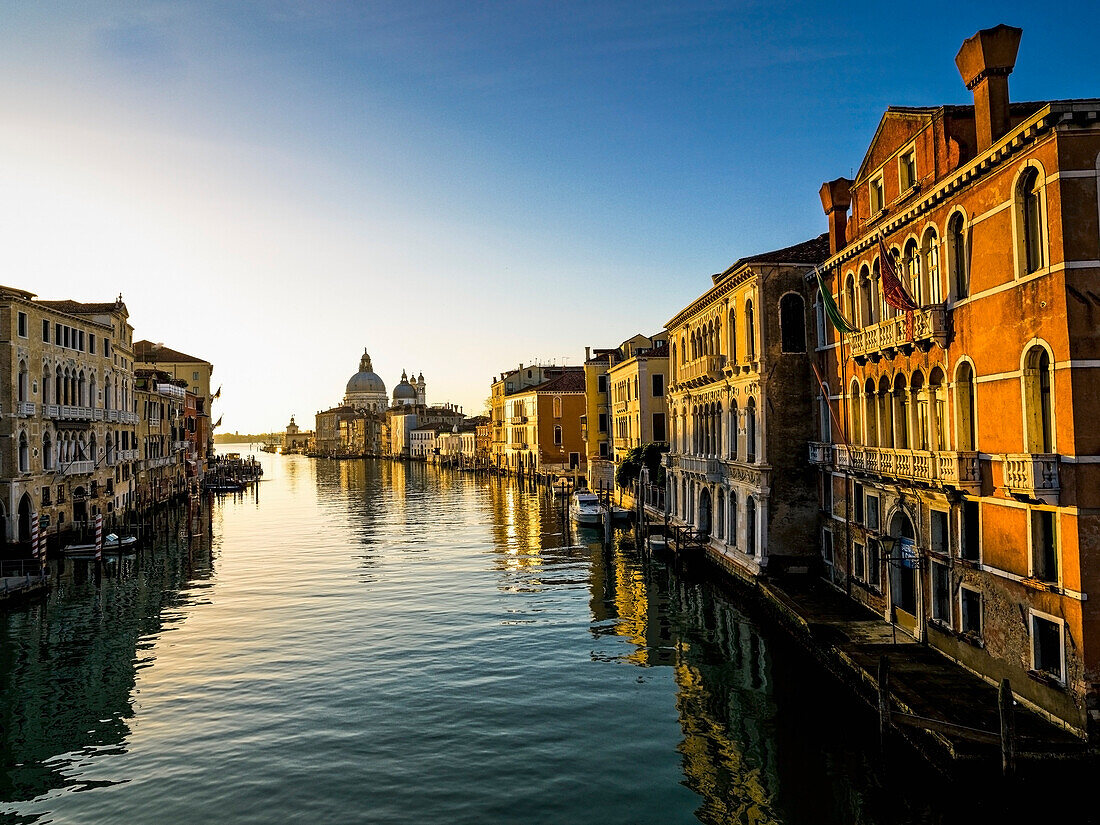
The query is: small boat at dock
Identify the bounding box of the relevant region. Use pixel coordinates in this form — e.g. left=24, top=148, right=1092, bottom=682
left=569, top=490, right=605, bottom=525
left=63, top=533, right=139, bottom=555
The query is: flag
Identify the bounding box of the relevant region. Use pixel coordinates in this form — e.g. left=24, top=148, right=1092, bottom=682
left=878, top=236, right=919, bottom=312
left=213, top=415, right=223, bottom=429
left=810, top=361, right=849, bottom=446
left=94, top=514, right=104, bottom=562
left=813, top=267, right=856, bottom=335
left=213, top=385, right=222, bottom=400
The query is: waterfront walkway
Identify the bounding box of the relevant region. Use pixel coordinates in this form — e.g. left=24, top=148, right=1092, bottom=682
left=759, top=574, right=1086, bottom=766
left=0, top=573, right=48, bottom=605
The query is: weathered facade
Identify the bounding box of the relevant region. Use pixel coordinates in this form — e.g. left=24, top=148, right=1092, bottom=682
left=665, top=235, right=827, bottom=578
left=0, top=287, right=139, bottom=545
left=810, top=25, right=1100, bottom=736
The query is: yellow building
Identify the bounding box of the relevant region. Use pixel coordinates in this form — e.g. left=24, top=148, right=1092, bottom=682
left=134, top=340, right=215, bottom=459
left=134, top=369, right=189, bottom=506
left=608, top=340, right=669, bottom=462
left=489, top=364, right=563, bottom=471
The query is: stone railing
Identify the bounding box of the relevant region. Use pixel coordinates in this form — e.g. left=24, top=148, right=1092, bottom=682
left=808, top=442, right=833, bottom=466
left=848, top=305, right=949, bottom=359
left=1002, top=453, right=1059, bottom=503
left=507, top=441, right=527, bottom=450
left=17, top=402, right=35, bottom=417
left=678, top=455, right=710, bottom=475
left=508, top=415, right=528, bottom=424
left=661, top=454, right=678, bottom=469
left=833, top=444, right=979, bottom=491
left=679, top=354, right=727, bottom=386
left=58, top=405, right=94, bottom=421
left=93, top=408, right=104, bottom=421
left=106, top=410, right=120, bottom=422
left=64, top=460, right=94, bottom=475
left=43, top=404, right=60, bottom=418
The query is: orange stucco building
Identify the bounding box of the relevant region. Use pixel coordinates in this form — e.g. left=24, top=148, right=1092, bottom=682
left=810, top=25, right=1100, bottom=737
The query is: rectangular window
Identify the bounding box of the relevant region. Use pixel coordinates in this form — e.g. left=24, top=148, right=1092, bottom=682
left=42, top=319, right=49, bottom=341
left=652, top=412, right=666, bottom=442
left=930, top=510, right=949, bottom=555
left=597, top=374, right=608, bottom=394
left=867, top=539, right=880, bottom=589
left=1032, top=613, right=1064, bottom=681
left=63, top=326, right=70, bottom=348
left=17, top=311, right=27, bottom=337
left=853, top=482, right=864, bottom=523
left=1032, top=510, right=1058, bottom=583
left=55, top=323, right=61, bottom=345
left=900, top=149, right=916, bottom=190
left=865, top=494, right=880, bottom=532
left=931, top=561, right=951, bottom=623
left=599, top=442, right=608, bottom=458
left=103, top=339, right=110, bottom=357
left=193, top=371, right=200, bottom=380
left=961, top=587, right=982, bottom=636
left=822, top=529, right=834, bottom=565
left=41, top=486, right=51, bottom=505
left=822, top=474, right=832, bottom=514
left=89, top=335, right=96, bottom=355
left=853, top=542, right=866, bottom=581
left=652, top=374, right=664, bottom=397
left=79, top=330, right=85, bottom=351
left=598, top=412, right=608, bottom=433
left=960, top=500, right=980, bottom=561
left=870, top=175, right=885, bottom=213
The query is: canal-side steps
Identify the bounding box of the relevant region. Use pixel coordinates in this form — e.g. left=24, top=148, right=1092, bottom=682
left=751, top=573, right=1087, bottom=771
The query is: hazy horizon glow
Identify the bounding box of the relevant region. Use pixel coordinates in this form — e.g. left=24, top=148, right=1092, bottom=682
left=3, top=2, right=1094, bottom=431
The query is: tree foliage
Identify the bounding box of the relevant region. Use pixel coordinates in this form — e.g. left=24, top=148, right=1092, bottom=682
left=615, top=442, right=667, bottom=488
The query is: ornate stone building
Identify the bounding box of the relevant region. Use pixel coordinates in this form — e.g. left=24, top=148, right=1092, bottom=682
left=664, top=235, right=827, bottom=578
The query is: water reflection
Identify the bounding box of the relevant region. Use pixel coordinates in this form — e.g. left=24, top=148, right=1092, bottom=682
left=0, top=502, right=213, bottom=815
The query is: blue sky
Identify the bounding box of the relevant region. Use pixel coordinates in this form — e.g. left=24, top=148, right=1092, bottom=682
left=2, top=1, right=1096, bottom=431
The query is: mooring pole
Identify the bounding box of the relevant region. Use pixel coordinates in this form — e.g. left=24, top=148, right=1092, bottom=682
left=877, top=655, right=891, bottom=753
left=999, top=678, right=1016, bottom=777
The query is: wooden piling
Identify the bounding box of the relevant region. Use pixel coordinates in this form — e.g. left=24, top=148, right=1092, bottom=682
left=999, top=678, right=1016, bottom=777
left=877, top=655, right=891, bottom=752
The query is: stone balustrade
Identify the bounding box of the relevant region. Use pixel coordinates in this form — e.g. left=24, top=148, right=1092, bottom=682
left=1002, top=453, right=1059, bottom=503
left=848, top=305, right=949, bottom=359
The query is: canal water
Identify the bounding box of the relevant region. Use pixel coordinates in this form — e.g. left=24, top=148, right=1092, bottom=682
left=1, top=449, right=1017, bottom=824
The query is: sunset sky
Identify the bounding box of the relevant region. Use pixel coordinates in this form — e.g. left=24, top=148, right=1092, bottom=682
left=2, top=1, right=1095, bottom=432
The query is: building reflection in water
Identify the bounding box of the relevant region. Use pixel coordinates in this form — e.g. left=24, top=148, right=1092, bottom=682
left=0, top=500, right=214, bottom=810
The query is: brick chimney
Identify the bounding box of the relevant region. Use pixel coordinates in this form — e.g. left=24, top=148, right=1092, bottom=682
left=955, top=24, right=1023, bottom=153
left=819, top=178, right=853, bottom=255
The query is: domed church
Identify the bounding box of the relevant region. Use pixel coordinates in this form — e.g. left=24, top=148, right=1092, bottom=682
left=344, top=349, right=389, bottom=412
left=391, top=370, right=426, bottom=407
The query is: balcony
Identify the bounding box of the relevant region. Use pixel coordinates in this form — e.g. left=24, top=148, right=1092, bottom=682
left=59, top=405, right=94, bottom=421
left=93, top=408, right=104, bottom=421
left=848, top=305, right=949, bottom=360
left=1002, top=453, right=1059, bottom=504
left=64, top=460, right=94, bottom=475
left=17, top=402, right=35, bottom=417
left=679, top=354, right=727, bottom=387
left=832, top=444, right=980, bottom=491
left=107, top=409, right=120, bottom=422
left=44, top=404, right=60, bottom=419
left=808, top=442, right=833, bottom=466
left=507, top=441, right=527, bottom=450
left=508, top=416, right=528, bottom=424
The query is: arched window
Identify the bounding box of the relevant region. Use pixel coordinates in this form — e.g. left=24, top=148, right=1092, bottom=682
left=89, top=374, right=97, bottom=408
left=911, top=371, right=927, bottom=451
left=553, top=425, right=562, bottom=446
left=747, top=497, right=757, bottom=557
left=893, top=374, right=909, bottom=449
left=859, top=265, right=874, bottom=326
left=729, top=401, right=738, bottom=460
left=956, top=361, right=977, bottom=451
left=42, top=431, right=52, bottom=470
left=849, top=380, right=863, bottom=445
left=779, top=293, right=806, bottom=353
left=948, top=215, right=967, bottom=300
left=553, top=396, right=562, bottom=418
left=728, top=309, right=738, bottom=362
left=1020, top=168, right=1045, bottom=274
left=746, top=397, right=757, bottom=463
left=904, top=240, right=921, bottom=306
left=78, top=371, right=87, bottom=407
left=920, top=228, right=941, bottom=306
left=42, top=365, right=51, bottom=405
left=875, top=257, right=891, bottom=319
left=670, top=342, right=676, bottom=382
left=17, top=361, right=28, bottom=404
left=877, top=376, right=893, bottom=448
left=845, top=272, right=857, bottom=328
left=864, top=378, right=878, bottom=447
left=18, top=432, right=29, bottom=473
left=716, top=488, right=726, bottom=540
left=745, top=300, right=756, bottom=359
left=929, top=368, right=946, bottom=452
left=1024, top=346, right=1054, bottom=453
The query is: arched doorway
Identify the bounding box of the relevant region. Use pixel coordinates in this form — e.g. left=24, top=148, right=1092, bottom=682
left=698, top=487, right=712, bottom=536
left=17, top=493, right=33, bottom=545
left=889, top=510, right=919, bottom=635
left=73, top=486, right=88, bottom=528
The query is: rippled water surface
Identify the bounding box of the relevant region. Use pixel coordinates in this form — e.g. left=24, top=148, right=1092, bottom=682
left=4, top=449, right=1000, bottom=824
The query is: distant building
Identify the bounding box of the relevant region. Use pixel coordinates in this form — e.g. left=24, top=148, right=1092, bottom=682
left=134, top=340, right=215, bottom=460
left=283, top=416, right=312, bottom=452
left=500, top=368, right=586, bottom=475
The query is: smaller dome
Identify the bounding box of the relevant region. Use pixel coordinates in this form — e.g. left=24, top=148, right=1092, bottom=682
left=393, top=379, right=417, bottom=400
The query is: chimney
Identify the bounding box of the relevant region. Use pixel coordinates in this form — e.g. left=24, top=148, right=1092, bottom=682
left=584, top=346, right=591, bottom=361
left=819, top=178, right=853, bottom=255
left=955, top=24, right=1023, bottom=152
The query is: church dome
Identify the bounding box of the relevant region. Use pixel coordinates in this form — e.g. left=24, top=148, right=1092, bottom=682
left=346, top=349, right=387, bottom=396
left=393, top=370, right=417, bottom=401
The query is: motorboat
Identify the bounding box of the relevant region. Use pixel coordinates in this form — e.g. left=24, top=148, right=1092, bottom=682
left=551, top=476, right=575, bottom=497
left=62, top=533, right=139, bottom=555
left=569, top=490, right=605, bottom=525
left=205, top=479, right=245, bottom=493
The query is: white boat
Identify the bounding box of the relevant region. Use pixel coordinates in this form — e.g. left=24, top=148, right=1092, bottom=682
left=569, top=491, right=605, bottom=525
left=62, top=533, right=139, bottom=555
left=551, top=476, right=574, bottom=497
